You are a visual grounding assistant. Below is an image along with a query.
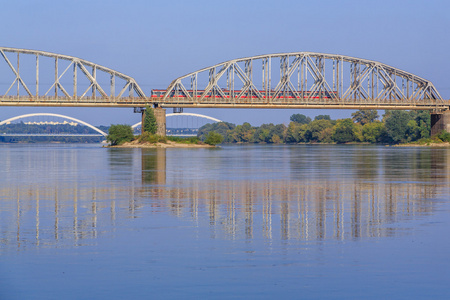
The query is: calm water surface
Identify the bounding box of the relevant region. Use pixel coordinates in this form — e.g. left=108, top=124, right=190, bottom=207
left=0, top=144, right=449, bottom=299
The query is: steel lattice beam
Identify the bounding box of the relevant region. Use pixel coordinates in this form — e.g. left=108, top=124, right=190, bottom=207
left=161, top=52, right=447, bottom=110
left=0, top=47, right=146, bottom=106
left=0, top=48, right=448, bottom=110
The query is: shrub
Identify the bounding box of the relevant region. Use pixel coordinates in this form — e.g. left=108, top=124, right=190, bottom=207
left=107, top=124, right=134, bottom=146
left=204, top=131, right=224, bottom=145
left=139, top=132, right=166, bottom=144
left=437, top=130, right=450, bottom=142
left=167, top=136, right=201, bottom=144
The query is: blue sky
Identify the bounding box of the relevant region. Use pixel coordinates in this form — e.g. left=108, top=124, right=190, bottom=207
left=1, top=0, right=449, bottom=126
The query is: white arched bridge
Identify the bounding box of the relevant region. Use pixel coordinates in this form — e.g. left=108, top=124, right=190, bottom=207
left=0, top=47, right=448, bottom=111
left=0, top=112, right=222, bottom=138
left=131, top=113, right=222, bottom=129
left=0, top=113, right=107, bottom=137
left=133, top=112, right=222, bottom=137
left=0, top=113, right=108, bottom=136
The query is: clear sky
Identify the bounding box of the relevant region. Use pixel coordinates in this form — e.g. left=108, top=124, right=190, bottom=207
left=1, top=0, right=449, bottom=126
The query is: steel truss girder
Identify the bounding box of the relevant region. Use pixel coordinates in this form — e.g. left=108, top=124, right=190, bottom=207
left=163, top=52, right=444, bottom=108
left=0, top=47, right=146, bottom=101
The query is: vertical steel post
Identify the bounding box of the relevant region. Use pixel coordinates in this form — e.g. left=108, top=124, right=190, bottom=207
left=73, top=62, right=77, bottom=99
left=333, top=59, right=336, bottom=91
left=407, top=79, right=410, bottom=100
left=376, top=68, right=379, bottom=100
left=305, top=57, right=308, bottom=98
left=193, top=73, right=197, bottom=101
left=262, top=58, right=267, bottom=100
left=371, top=67, right=374, bottom=100
left=55, top=57, right=58, bottom=97
left=36, top=55, right=39, bottom=97
left=297, top=56, right=300, bottom=93
left=301, top=57, right=304, bottom=99
left=268, top=58, right=271, bottom=101
left=110, top=74, right=115, bottom=99
left=92, top=66, right=96, bottom=99
left=17, top=53, right=20, bottom=96
left=336, top=59, right=339, bottom=98
left=340, top=58, right=343, bottom=100
left=231, top=64, right=235, bottom=100
left=402, top=78, right=405, bottom=101
left=367, top=65, right=370, bottom=101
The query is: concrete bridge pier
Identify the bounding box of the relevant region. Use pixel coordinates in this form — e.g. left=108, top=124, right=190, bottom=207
left=141, top=107, right=166, bottom=136
left=431, top=110, right=450, bottom=136
left=154, top=108, right=166, bottom=136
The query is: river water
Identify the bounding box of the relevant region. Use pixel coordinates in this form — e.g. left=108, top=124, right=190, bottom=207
left=0, top=144, right=449, bottom=299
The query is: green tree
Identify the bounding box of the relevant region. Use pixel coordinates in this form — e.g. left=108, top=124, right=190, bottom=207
left=410, top=110, right=430, bottom=140
left=406, top=120, right=420, bottom=141
left=143, top=106, right=157, bottom=134
left=437, top=130, right=450, bottom=142
left=204, top=131, right=224, bottom=145
left=384, top=110, right=411, bottom=143
left=362, top=122, right=386, bottom=143
left=351, top=110, right=379, bottom=125
left=290, top=113, right=311, bottom=124
left=107, top=124, right=134, bottom=146
left=269, top=124, right=286, bottom=143
left=285, top=122, right=308, bottom=143
left=285, top=122, right=300, bottom=143
left=253, top=123, right=285, bottom=143
left=318, top=127, right=334, bottom=143
left=332, top=119, right=356, bottom=143
left=305, top=119, right=333, bottom=142
left=226, top=122, right=255, bottom=143
left=253, top=123, right=273, bottom=143
left=314, top=115, right=331, bottom=121
left=198, top=122, right=235, bottom=141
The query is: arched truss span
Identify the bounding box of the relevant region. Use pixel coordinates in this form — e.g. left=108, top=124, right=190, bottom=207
left=160, top=52, right=446, bottom=109
left=0, top=47, right=145, bottom=106
left=0, top=113, right=108, bottom=136
left=131, top=112, right=222, bottom=129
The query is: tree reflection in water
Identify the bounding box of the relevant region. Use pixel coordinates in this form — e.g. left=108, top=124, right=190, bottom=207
left=0, top=145, right=448, bottom=250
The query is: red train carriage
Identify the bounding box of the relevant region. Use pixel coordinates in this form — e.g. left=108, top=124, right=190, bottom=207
left=151, top=89, right=337, bottom=99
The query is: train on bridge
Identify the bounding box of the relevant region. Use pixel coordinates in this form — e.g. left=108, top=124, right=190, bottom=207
left=151, top=89, right=338, bottom=99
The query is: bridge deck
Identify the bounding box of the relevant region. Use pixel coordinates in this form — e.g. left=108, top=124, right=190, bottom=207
left=1, top=134, right=104, bottom=137
left=0, top=96, right=448, bottom=110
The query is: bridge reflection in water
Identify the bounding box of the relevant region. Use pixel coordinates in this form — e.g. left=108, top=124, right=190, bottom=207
left=0, top=146, right=449, bottom=249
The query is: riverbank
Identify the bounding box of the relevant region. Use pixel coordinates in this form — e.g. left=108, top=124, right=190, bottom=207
left=107, top=139, right=215, bottom=148
left=394, top=142, right=450, bottom=147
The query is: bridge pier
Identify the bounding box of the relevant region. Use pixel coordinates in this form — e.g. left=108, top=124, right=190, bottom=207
left=142, top=107, right=166, bottom=136
left=154, top=108, right=166, bottom=136
left=431, top=110, right=450, bottom=136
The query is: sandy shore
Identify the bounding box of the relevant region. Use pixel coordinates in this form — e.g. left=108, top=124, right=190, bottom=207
left=107, top=140, right=215, bottom=148
left=394, top=142, right=450, bottom=147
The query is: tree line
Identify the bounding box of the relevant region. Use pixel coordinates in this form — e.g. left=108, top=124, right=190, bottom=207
left=0, top=123, right=108, bottom=143
left=107, top=107, right=224, bottom=146
left=198, top=110, right=450, bottom=144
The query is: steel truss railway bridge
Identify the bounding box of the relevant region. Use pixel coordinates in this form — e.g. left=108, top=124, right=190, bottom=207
left=1, top=47, right=449, bottom=134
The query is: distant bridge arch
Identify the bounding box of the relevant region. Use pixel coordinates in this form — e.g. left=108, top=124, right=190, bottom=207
left=0, top=113, right=108, bottom=136
left=131, top=112, right=222, bottom=129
